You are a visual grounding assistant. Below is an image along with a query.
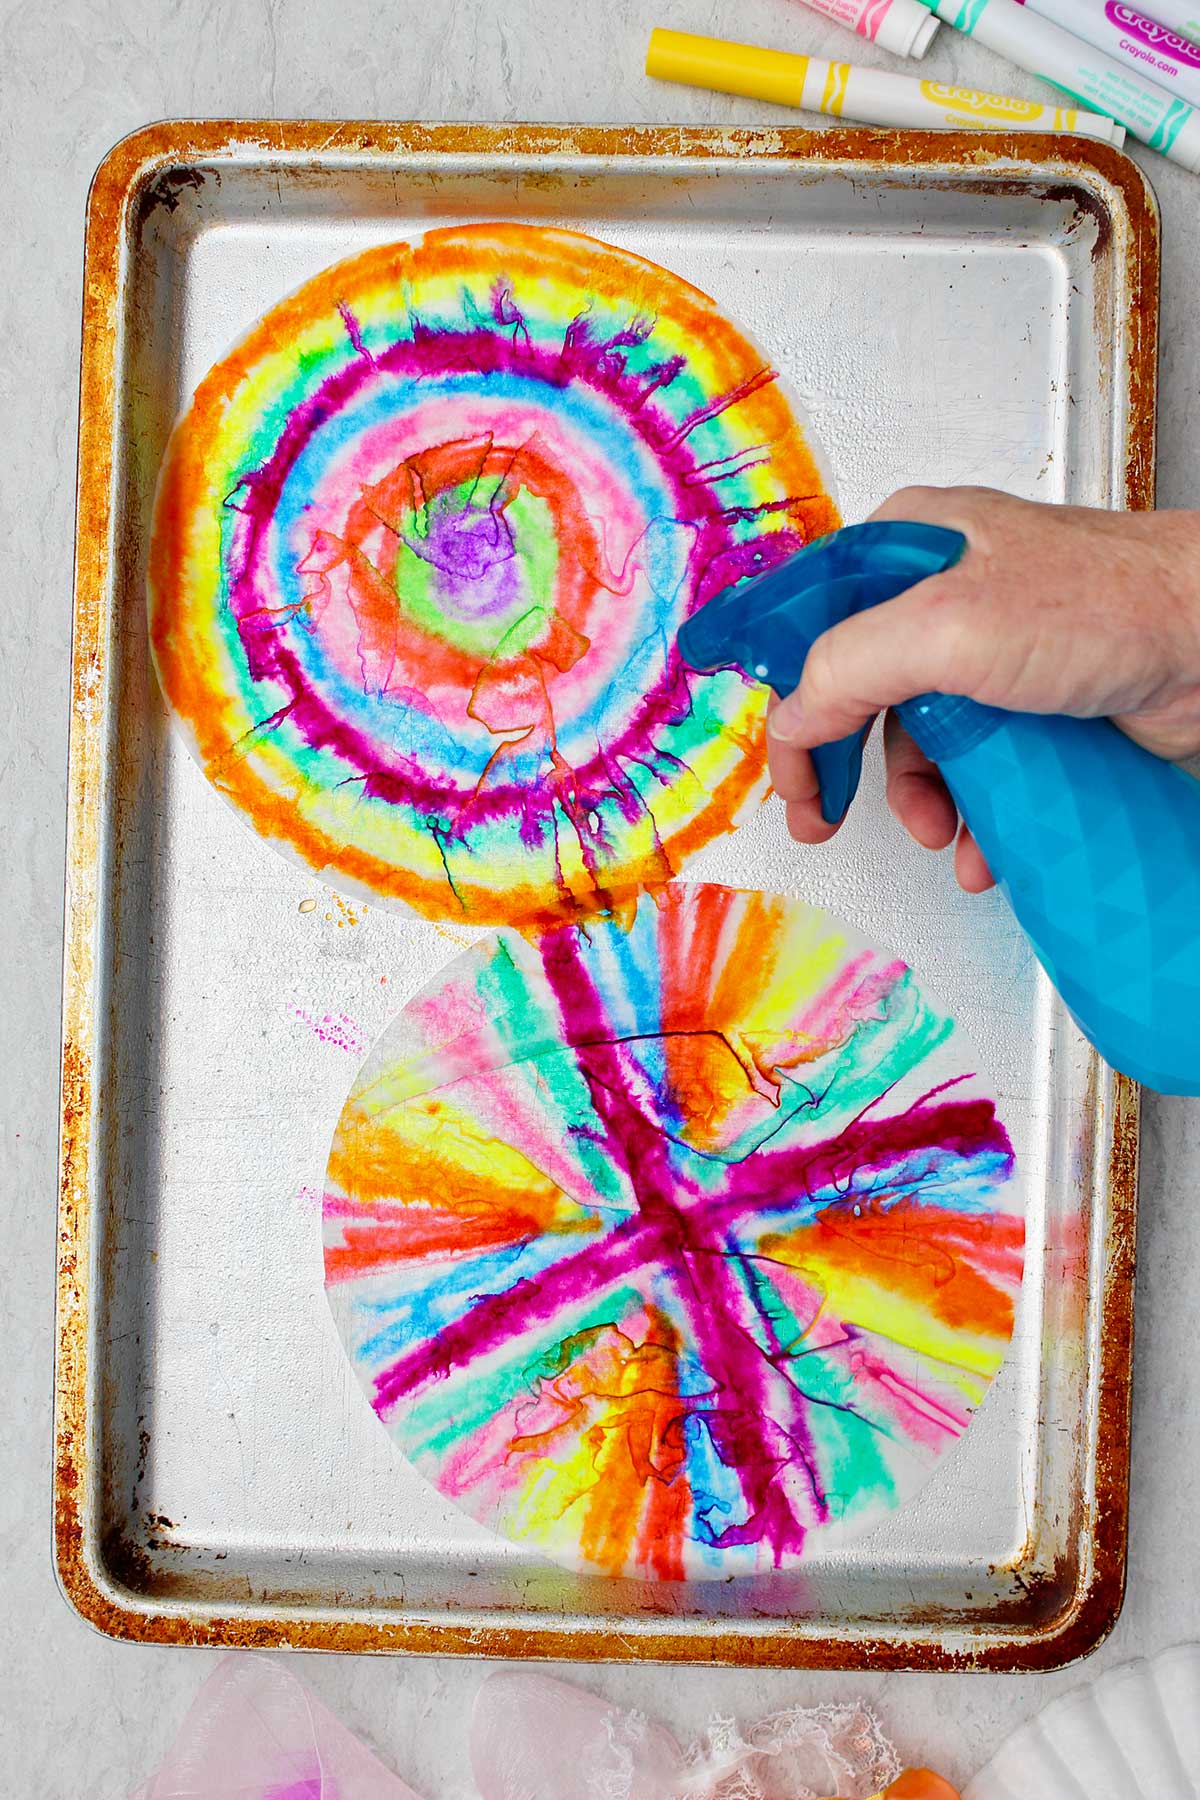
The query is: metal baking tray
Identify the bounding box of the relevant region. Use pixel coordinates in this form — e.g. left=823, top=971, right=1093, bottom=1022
left=57, top=122, right=1153, bottom=1668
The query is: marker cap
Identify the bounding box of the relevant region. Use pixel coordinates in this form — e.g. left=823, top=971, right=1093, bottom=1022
left=880, top=2, right=940, bottom=57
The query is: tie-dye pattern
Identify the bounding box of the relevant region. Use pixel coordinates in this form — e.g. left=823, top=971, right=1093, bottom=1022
left=149, top=224, right=838, bottom=929
left=323, top=885, right=1022, bottom=1581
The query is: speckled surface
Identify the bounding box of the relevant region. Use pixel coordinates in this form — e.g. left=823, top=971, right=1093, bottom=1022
left=2, top=2, right=1198, bottom=1793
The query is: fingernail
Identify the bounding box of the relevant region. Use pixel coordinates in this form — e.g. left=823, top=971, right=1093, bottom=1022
left=767, top=703, right=803, bottom=746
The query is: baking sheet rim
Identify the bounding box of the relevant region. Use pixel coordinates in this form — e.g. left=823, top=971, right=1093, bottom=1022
left=55, top=119, right=1153, bottom=1667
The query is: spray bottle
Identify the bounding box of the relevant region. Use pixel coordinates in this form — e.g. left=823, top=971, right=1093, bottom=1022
left=678, top=520, right=1200, bottom=1094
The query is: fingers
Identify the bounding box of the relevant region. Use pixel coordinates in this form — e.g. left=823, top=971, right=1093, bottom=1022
left=785, top=796, right=841, bottom=844
left=767, top=485, right=990, bottom=752
left=767, top=576, right=969, bottom=751
left=765, top=483, right=1018, bottom=886
left=954, top=822, right=996, bottom=893
left=883, top=711, right=996, bottom=889
left=768, top=486, right=1038, bottom=752
left=774, top=701, right=996, bottom=891
left=883, top=712, right=957, bottom=850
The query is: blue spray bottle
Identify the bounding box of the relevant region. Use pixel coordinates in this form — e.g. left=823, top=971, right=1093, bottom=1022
left=677, top=519, right=1200, bottom=1095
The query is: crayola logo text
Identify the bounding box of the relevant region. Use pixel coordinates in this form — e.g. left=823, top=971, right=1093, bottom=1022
left=1107, top=1, right=1200, bottom=66
left=920, top=83, right=1042, bottom=118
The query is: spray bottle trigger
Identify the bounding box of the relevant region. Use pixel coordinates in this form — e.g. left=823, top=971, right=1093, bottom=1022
left=811, top=726, right=870, bottom=824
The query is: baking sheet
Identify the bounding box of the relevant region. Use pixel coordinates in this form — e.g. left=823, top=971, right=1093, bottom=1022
left=57, top=123, right=1152, bottom=1667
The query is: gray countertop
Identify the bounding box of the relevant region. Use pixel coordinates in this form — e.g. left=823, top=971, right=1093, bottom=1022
left=2, top=1, right=1197, bottom=1791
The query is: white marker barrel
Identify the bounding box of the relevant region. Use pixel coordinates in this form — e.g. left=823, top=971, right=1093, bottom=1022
left=1020, top=0, right=1200, bottom=110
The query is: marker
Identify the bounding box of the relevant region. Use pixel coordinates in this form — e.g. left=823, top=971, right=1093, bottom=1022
left=1018, top=0, right=1200, bottom=109
left=645, top=28, right=1126, bottom=141
left=915, top=0, right=1200, bottom=169
left=788, top=0, right=940, bottom=58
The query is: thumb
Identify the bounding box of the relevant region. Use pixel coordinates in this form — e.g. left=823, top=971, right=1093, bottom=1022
left=767, top=575, right=973, bottom=750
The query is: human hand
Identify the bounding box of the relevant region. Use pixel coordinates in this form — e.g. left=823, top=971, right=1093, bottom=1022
left=766, top=487, right=1200, bottom=891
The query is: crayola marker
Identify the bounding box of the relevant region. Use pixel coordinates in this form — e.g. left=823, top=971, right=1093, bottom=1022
left=1018, top=0, right=1200, bottom=109
left=645, top=28, right=1125, bottom=140
left=917, top=0, right=1200, bottom=168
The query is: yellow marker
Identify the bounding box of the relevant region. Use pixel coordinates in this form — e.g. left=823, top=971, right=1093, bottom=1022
left=645, top=27, right=1125, bottom=143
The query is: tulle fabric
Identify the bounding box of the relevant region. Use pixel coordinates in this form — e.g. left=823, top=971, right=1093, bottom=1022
left=129, top=1656, right=426, bottom=1800
left=129, top=1660, right=901, bottom=1800
left=469, top=1672, right=901, bottom=1800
